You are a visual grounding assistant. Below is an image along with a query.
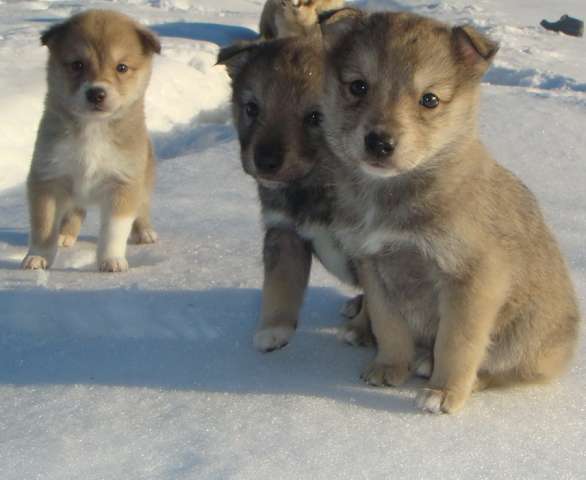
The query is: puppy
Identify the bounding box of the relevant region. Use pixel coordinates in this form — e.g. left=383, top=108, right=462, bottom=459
left=259, top=0, right=344, bottom=39
left=320, top=10, right=580, bottom=413
left=22, top=10, right=160, bottom=272
left=218, top=37, right=371, bottom=352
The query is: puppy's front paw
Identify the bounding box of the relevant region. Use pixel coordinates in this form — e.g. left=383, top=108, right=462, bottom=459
left=99, top=257, right=129, bottom=273
left=58, top=234, right=78, bottom=248
left=21, top=255, right=48, bottom=270
left=130, top=228, right=158, bottom=245
left=253, top=326, right=295, bottom=352
left=416, top=387, right=468, bottom=414
left=339, top=322, right=375, bottom=347
left=361, top=360, right=410, bottom=387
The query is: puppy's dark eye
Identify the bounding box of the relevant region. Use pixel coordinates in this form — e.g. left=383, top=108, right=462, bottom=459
left=245, top=102, right=259, bottom=118
left=304, top=111, right=322, bottom=127
left=71, top=61, right=84, bottom=72
left=349, top=80, right=368, bottom=97
left=116, top=64, right=129, bottom=74
left=420, top=93, right=440, bottom=109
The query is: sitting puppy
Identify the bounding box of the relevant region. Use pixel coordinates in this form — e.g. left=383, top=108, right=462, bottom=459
left=218, top=37, right=371, bottom=352
left=319, top=10, right=580, bottom=413
left=22, top=10, right=160, bottom=272
left=259, top=0, right=344, bottom=39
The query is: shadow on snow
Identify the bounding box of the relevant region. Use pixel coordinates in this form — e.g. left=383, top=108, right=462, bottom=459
left=151, top=22, right=257, bottom=47
left=0, top=285, right=420, bottom=413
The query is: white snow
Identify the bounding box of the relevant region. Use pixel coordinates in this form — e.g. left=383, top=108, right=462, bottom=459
left=0, top=0, right=585, bottom=479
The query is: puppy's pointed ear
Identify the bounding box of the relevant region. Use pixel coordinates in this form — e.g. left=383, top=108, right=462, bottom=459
left=452, top=25, right=498, bottom=77
left=318, top=8, right=364, bottom=47
left=216, top=41, right=261, bottom=80
left=40, top=21, right=69, bottom=47
left=137, top=26, right=161, bottom=55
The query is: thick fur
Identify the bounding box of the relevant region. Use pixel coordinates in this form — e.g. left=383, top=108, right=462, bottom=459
left=259, top=0, right=344, bottom=39
left=320, top=11, right=580, bottom=413
left=218, top=37, right=371, bottom=352
left=23, top=10, right=160, bottom=272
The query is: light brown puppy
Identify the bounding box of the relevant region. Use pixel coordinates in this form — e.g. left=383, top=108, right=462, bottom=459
left=22, top=10, right=160, bottom=273
left=320, top=10, right=580, bottom=413
left=259, top=0, right=344, bottom=39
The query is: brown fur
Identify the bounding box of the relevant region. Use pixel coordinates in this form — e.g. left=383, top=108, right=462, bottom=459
left=218, top=37, right=370, bottom=351
left=320, top=11, right=580, bottom=413
left=259, top=0, right=345, bottom=39
left=22, top=10, right=160, bottom=272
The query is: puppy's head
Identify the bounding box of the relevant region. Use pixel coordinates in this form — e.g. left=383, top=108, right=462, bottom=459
left=218, top=37, right=324, bottom=188
left=320, top=10, right=498, bottom=178
left=41, top=10, right=161, bottom=120
left=282, top=0, right=323, bottom=29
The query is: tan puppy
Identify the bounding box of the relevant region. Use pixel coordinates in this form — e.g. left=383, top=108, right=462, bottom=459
left=22, top=10, right=160, bottom=272
left=320, top=10, right=580, bottom=413
left=259, top=0, right=344, bottom=39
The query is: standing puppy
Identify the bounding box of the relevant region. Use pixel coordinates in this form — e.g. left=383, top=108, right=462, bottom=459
left=218, top=37, right=371, bottom=352
left=320, top=10, right=580, bottom=413
left=22, top=10, right=160, bottom=273
left=260, top=0, right=344, bottom=39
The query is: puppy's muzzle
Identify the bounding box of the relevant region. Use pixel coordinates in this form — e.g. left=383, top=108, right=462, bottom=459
left=365, top=131, right=395, bottom=159
left=86, top=87, right=107, bottom=105
left=254, top=142, right=284, bottom=175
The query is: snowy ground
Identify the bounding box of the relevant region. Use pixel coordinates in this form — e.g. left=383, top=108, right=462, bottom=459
left=0, top=0, right=585, bottom=478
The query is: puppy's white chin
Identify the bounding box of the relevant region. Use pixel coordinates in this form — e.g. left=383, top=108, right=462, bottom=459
left=76, top=109, right=116, bottom=121
left=258, top=178, right=286, bottom=189
left=359, top=162, right=402, bottom=179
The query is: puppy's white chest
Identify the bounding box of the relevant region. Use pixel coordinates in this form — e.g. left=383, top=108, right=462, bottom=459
left=299, top=222, right=355, bottom=286
left=43, top=123, right=131, bottom=203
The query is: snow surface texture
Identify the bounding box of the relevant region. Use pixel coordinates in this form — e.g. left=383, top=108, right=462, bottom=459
left=0, top=0, right=585, bottom=479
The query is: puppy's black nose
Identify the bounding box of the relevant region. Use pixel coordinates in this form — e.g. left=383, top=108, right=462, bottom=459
left=86, top=87, right=107, bottom=105
left=254, top=143, right=284, bottom=174
left=365, top=132, right=395, bottom=158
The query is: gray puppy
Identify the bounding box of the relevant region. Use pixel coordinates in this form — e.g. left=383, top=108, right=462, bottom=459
left=320, top=10, right=580, bottom=413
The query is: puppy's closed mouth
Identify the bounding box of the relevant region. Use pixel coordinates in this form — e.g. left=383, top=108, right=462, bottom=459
left=257, top=178, right=287, bottom=189
left=359, top=159, right=403, bottom=179
left=82, top=105, right=114, bottom=118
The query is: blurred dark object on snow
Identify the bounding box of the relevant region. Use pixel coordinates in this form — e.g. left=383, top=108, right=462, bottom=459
left=541, top=15, right=584, bottom=37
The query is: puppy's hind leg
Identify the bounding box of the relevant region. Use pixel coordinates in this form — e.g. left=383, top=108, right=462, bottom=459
left=130, top=147, right=157, bottom=245
left=339, top=297, right=376, bottom=347
left=340, top=293, right=363, bottom=319
left=129, top=206, right=158, bottom=245
left=474, top=327, right=578, bottom=391
left=254, top=228, right=311, bottom=352
left=58, top=208, right=86, bottom=247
